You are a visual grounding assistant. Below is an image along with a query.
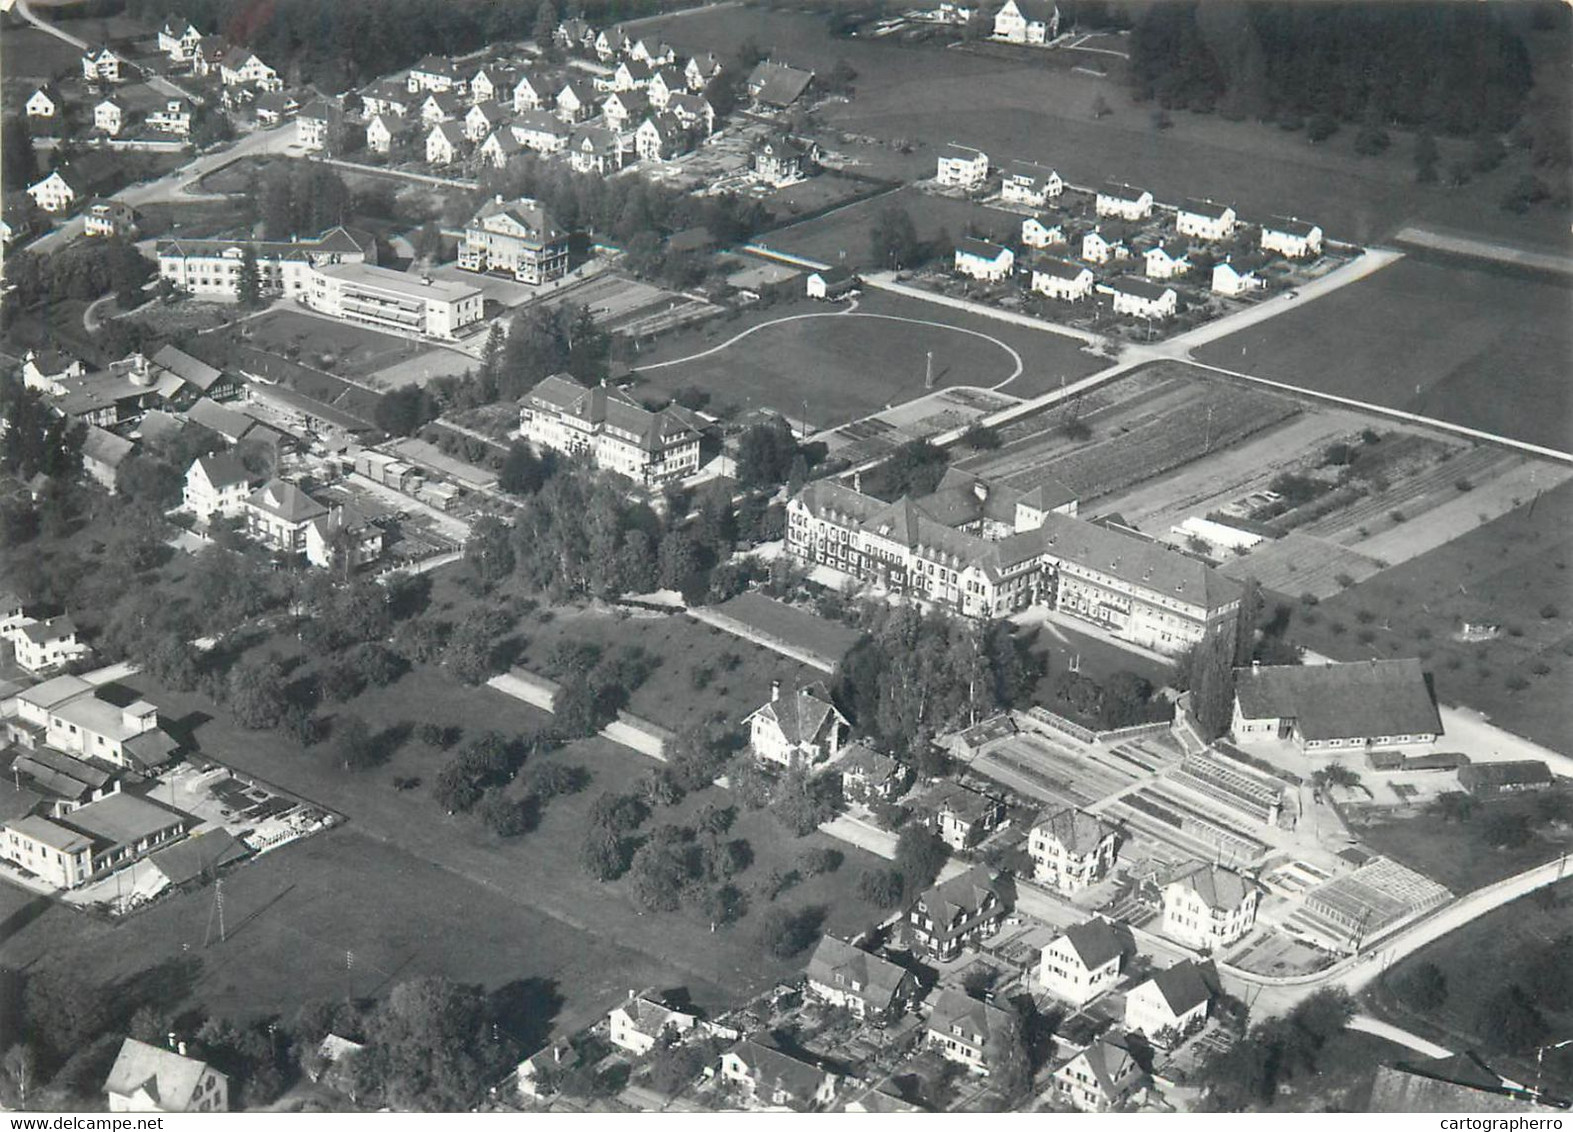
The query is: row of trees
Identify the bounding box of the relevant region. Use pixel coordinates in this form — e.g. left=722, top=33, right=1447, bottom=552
left=4, top=237, right=155, bottom=310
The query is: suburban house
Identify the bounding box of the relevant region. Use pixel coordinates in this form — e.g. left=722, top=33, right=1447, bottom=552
left=1053, top=1037, right=1147, bottom=1112
left=512, top=72, right=552, bottom=112
left=470, top=65, right=518, bottom=105
left=935, top=143, right=989, bottom=189
left=218, top=53, right=281, bottom=90
left=1124, top=958, right=1215, bottom=1046
left=28, top=160, right=117, bottom=214
left=244, top=479, right=329, bottom=555
left=804, top=935, right=916, bottom=1021
left=1100, top=275, right=1179, bottom=319
left=719, top=1040, right=838, bottom=1109
left=158, top=19, right=204, bottom=60
left=518, top=372, right=701, bottom=484
left=1459, top=761, right=1555, bottom=797
left=1161, top=862, right=1261, bottom=951
left=929, top=781, right=1005, bottom=850
left=84, top=198, right=138, bottom=239
left=635, top=113, right=688, bottom=162
left=105, top=1038, right=228, bottom=1113
left=407, top=55, right=462, bottom=93
left=927, top=989, right=1017, bottom=1075
left=305, top=506, right=384, bottom=573
left=1096, top=180, right=1153, bottom=221
left=459, top=195, right=571, bottom=284
left=1176, top=197, right=1238, bottom=241
left=183, top=455, right=259, bottom=522
left=1144, top=240, right=1192, bottom=279
left=82, top=45, right=126, bottom=83
left=1030, top=257, right=1095, bottom=302
left=647, top=67, right=686, bottom=109
left=82, top=426, right=135, bottom=492
left=1212, top=258, right=1263, bottom=296
left=954, top=238, right=1015, bottom=281
left=685, top=52, right=722, bottom=90
left=361, top=80, right=414, bottom=118
left=595, top=26, right=630, bottom=59
left=753, top=136, right=808, bottom=186
left=464, top=100, right=510, bottom=142
left=906, top=865, right=1007, bottom=960
left=147, top=98, right=193, bottom=136
left=1261, top=216, right=1324, bottom=259
left=296, top=100, right=339, bottom=150
left=22, top=348, right=85, bottom=393
left=601, top=89, right=649, bottom=131
left=1000, top=159, right=1062, bottom=206
left=1081, top=225, right=1130, bottom=264
left=993, top=0, right=1060, bottom=43
left=744, top=682, right=850, bottom=769
left=612, top=59, right=653, bottom=91
left=365, top=113, right=410, bottom=155
left=836, top=743, right=910, bottom=804
left=188, top=36, right=232, bottom=78
left=556, top=77, right=598, bottom=121
left=508, top=110, right=572, bottom=155
left=1028, top=808, right=1117, bottom=892
left=786, top=474, right=1240, bottom=650
left=745, top=60, right=815, bottom=108
left=93, top=96, right=128, bottom=136
left=806, top=265, right=858, bottom=301
left=1038, top=918, right=1123, bottom=1007
left=1021, top=215, right=1065, bottom=248
left=9, top=616, right=90, bottom=675
left=426, top=121, right=467, bottom=165
left=607, top=991, right=699, bottom=1055
left=420, top=91, right=465, bottom=124
left=1231, top=658, right=1443, bottom=752
left=26, top=82, right=62, bottom=119
left=568, top=126, right=629, bottom=175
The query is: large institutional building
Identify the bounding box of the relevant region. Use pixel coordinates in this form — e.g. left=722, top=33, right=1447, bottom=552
left=156, top=226, right=377, bottom=300
left=518, top=373, right=702, bottom=485
left=786, top=470, right=1241, bottom=654
left=458, top=196, right=571, bottom=285
left=304, top=262, right=483, bottom=340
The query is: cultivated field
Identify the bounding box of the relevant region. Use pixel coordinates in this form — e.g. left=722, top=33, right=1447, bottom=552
left=1194, top=257, right=1573, bottom=453
left=1286, top=478, right=1573, bottom=754
left=957, top=363, right=1302, bottom=504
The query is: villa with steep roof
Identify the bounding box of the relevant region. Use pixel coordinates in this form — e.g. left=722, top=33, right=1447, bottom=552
left=1161, top=862, right=1261, bottom=951
left=744, top=682, right=849, bottom=769
left=1039, top=918, right=1123, bottom=1006
left=786, top=474, right=1240, bottom=653
left=907, top=864, right=1007, bottom=959
left=607, top=990, right=699, bottom=1055
left=1125, top=958, right=1215, bottom=1045
left=518, top=372, right=701, bottom=485
left=720, top=1039, right=838, bottom=1109
left=1053, top=1037, right=1146, bottom=1111
left=459, top=195, right=571, bottom=284
left=927, top=989, right=1018, bottom=1074
left=837, top=743, right=911, bottom=804
left=1029, top=808, right=1117, bottom=892
left=106, top=1038, right=228, bottom=1112
left=243, top=480, right=329, bottom=555
left=804, top=935, right=916, bottom=1020
left=993, top=0, right=1060, bottom=43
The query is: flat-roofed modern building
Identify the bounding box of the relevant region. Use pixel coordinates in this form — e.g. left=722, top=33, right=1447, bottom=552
left=305, top=262, right=483, bottom=340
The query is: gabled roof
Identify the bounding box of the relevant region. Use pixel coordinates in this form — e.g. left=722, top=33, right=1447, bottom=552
left=747, top=60, right=814, bottom=106
left=1141, top=958, right=1214, bottom=1016
left=916, top=864, right=1002, bottom=925
left=247, top=479, right=328, bottom=524
left=473, top=196, right=566, bottom=241
left=1004, top=158, right=1057, bottom=186
left=1055, top=918, right=1123, bottom=970
left=82, top=425, right=135, bottom=470
left=613, top=993, right=696, bottom=1038
left=957, top=237, right=1010, bottom=260
left=523, top=372, right=699, bottom=452
left=1180, top=197, right=1234, bottom=220
left=939, top=142, right=986, bottom=162
left=1265, top=215, right=1320, bottom=237
left=511, top=108, right=570, bottom=136
left=928, top=989, right=1014, bottom=1048
left=1034, top=807, right=1113, bottom=855
left=805, top=936, right=911, bottom=1009
left=1067, top=1037, right=1144, bottom=1104
left=149, top=828, right=249, bottom=885
left=7, top=814, right=94, bottom=853
left=1167, top=862, right=1258, bottom=911
left=16, top=673, right=93, bottom=710
left=1033, top=255, right=1092, bottom=280
left=152, top=345, right=225, bottom=391
left=1104, top=275, right=1176, bottom=302
left=191, top=453, right=253, bottom=490
left=18, top=615, right=76, bottom=644
left=187, top=398, right=254, bottom=442
left=1099, top=179, right=1149, bottom=202
left=1006, top=0, right=1060, bottom=20
left=1233, top=659, right=1442, bottom=742
left=1459, top=761, right=1554, bottom=790
left=105, top=1039, right=221, bottom=1110
left=1037, top=509, right=1239, bottom=608
left=748, top=684, right=843, bottom=746
left=726, top=1039, right=832, bottom=1100
left=430, top=120, right=467, bottom=147
left=838, top=742, right=901, bottom=780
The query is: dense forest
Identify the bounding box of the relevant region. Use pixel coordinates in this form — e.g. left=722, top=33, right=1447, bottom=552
left=1127, top=0, right=1569, bottom=167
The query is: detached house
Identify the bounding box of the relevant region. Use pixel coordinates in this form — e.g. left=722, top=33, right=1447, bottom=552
left=106, top=1038, right=228, bottom=1113
left=647, top=67, right=686, bottom=109
left=470, top=65, right=517, bottom=106
left=82, top=426, right=135, bottom=491
left=94, top=97, right=128, bottom=136
left=244, top=479, right=329, bottom=556
left=1022, top=215, right=1065, bottom=249
left=296, top=100, right=338, bottom=151
left=82, top=45, right=126, bottom=83
left=836, top=743, right=909, bottom=804
left=479, top=128, right=526, bottom=169
left=84, top=198, right=137, bottom=239
left=745, top=682, right=849, bottom=769
left=305, top=506, right=384, bottom=573
left=927, top=989, right=1018, bottom=1075
left=556, top=77, right=598, bottom=122
left=1176, top=197, right=1238, bottom=241
left=1211, top=258, right=1263, bottom=296
left=720, top=1040, right=838, bottom=1110
left=954, top=238, right=1014, bottom=282
left=158, top=19, right=204, bottom=62
left=147, top=98, right=193, bottom=137
left=219, top=53, right=281, bottom=90
left=1261, top=215, right=1324, bottom=259
left=407, top=55, right=461, bottom=94
left=1100, top=275, right=1178, bottom=319
left=929, top=781, right=1005, bottom=850
left=907, top=865, right=1007, bottom=960
left=1081, top=224, right=1130, bottom=264
left=1144, top=240, right=1191, bottom=279
left=804, top=935, right=916, bottom=1021
left=26, top=82, right=62, bottom=120
left=746, top=60, right=815, bottom=108
left=1030, top=257, right=1095, bottom=302
left=11, top=616, right=89, bottom=675
left=1039, top=918, right=1123, bottom=1007
left=183, top=454, right=258, bottom=522
left=568, top=126, right=628, bottom=175
left=666, top=92, right=715, bottom=135
left=1053, top=1037, right=1146, bottom=1112
left=936, top=143, right=989, bottom=189
left=806, top=265, right=857, bottom=301
left=1161, top=862, right=1261, bottom=951
left=607, top=991, right=699, bottom=1055
left=612, top=58, right=653, bottom=92
left=366, top=113, right=411, bottom=156
left=426, top=121, right=467, bottom=166
left=753, top=136, right=808, bottom=186
left=1029, top=808, right=1116, bottom=891
left=635, top=113, right=688, bottom=162
left=1096, top=180, right=1153, bottom=221
left=420, top=90, right=465, bottom=124
left=464, top=101, right=510, bottom=142
left=686, top=52, right=722, bottom=91
left=1125, top=958, right=1215, bottom=1046
left=460, top=195, right=570, bottom=283
left=595, top=26, right=630, bottom=61
left=1001, top=159, right=1062, bottom=206
left=508, top=110, right=571, bottom=155
left=993, top=0, right=1060, bottom=43
left=601, top=89, right=649, bottom=132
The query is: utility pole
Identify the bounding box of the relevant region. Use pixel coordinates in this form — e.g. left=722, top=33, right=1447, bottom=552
left=924, top=350, right=934, bottom=391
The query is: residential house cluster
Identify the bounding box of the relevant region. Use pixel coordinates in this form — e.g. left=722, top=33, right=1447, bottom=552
left=182, top=461, right=384, bottom=571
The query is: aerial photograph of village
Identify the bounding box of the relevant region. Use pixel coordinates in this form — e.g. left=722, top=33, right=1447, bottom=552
left=0, top=0, right=1569, bottom=1118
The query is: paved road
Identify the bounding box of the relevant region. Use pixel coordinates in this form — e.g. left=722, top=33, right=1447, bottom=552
left=1349, top=1014, right=1453, bottom=1059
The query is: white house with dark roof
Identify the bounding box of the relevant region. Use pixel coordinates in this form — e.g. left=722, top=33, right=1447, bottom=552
left=460, top=195, right=570, bottom=283
left=556, top=77, right=599, bottom=121
left=1162, top=862, right=1261, bottom=951
left=647, top=67, right=686, bottom=109
left=601, top=88, right=649, bottom=131
left=993, top=0, right=1060, bottom=43
left=1099, top=275, right=1178, bottom=319
left=955, top=238, right=1014, bottom=281
left=836, top=742, right=909, bottom=803
left=745, top=682, right=849, bottom=769
left=686, top=52, right=722, bottom=91
left=512, top=72, right=551, bottom=112
left=1039, top=918, right=1123, bottom=1006
left=218, top=53, right=280, bottom=90
left=426, top=120, right=467, bottom=165
left=183, top=455, right=258, bottom=522
left=1081, top=225, right=1130, bottom=265
left=147, top=98, right=193, bottom=137
left=1125, top=958, right=1215, bottom=1045
left=569, top=126, right=629, bottom=175
left=806, top=265, right=858, bottom=301
left=7, top=674, right=177, bottom=771
left=1022, top=215, right=1065, bottom=249
left=464, top=100, right=510, bottom=142
left=1001, top=159, right=1062, bottom=206
left=9, top=616, right=90, bottom=675
left=158, top=19, right=204, bottom=61
left=106, top=1038, right=228, bottom=1112
left=470, top=65, right=517, bottom=106
left=907, top=864, right=1006, bottom=959
left=407, top=55, right=461, bottom=94
left=1144, top=240, right=1192, bottom=279
left=507, top=110, right=571, bottom=155
left=607, top=990, right=699, bottom=1055
left=1053, top=1037, right=1146, bottom=1112
left=720, top=1039, right=838, bottom=1109
left=1029, top=808, right=1116, bottom=891
left=1176, top=197, right=1238, bottom=241
left=753, top=135, right=808, bottom=186
left=1261, top=216, right=1324, bottom=259
left=1231, top=658, right=1442, bottom=752
left=804, top=935, right=916, bottom=1020
left=1030, top=257, right=1095, bottom=301
left=243, top=479, right=329, bottom=555
left=82, top=45, right=126, bottom=83
left=666, top=92, right=715, bottom=135
left=94, top=96, right=129, bottom=136
left=927, top=989, right=1017, bottom=1075
left=1212, top=258, right=1264, bottom=296
left=936, top=143, right=989, bottom=189
left=305, top=505, right=384, bottom=573
left=27, top=82, right=62, bottom=119
left=518, top=372, right=701, bottom=484
left=1096, top=180, right=1153, bottom=221
left=929, top=781, right=1005, bottom=849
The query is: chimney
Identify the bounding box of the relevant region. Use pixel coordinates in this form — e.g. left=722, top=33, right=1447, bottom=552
left=178, top=1041, right=188, bottom=1057
left=168, top=1032, right=178, bottom=1050
left=771, top=680, right=781, bottom=702
left=972, top=480, right=987, bottom=502
left=1252, top=660, right=1261, bottom=670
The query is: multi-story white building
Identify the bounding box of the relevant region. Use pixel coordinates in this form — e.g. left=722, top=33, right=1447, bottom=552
left=1261, top=215, right=1324, bottom=259
left=1161, top=863, right=1261, bottom=951
left=1029, top=808, right=1116, bottom=892
left=218, top=53, right=281, bottom=90
left=786, top=472, right=1239, bottom=653
left=305, top=262, right=483, bottom=340
left=81, top=45, right=125, bottom=83
left=147, top=98, right=193, bottom=136
left=1030, top=257, right=1095, bottom=301
left=606, top=992, right=699, bottom=1056
left=158, top=19, right=204, bottom=61
left=1125, top=959, right=1213, bottom=1046
left=1096, top=180, right=1153, bottom=220
left=1176, top=197, right=1238, bottom=241
left=94, top=97, right=127, bottom=136
left=183, top=454, right=260, bottom=522
left=1000, top=159, right=1062, bottom=206
left=518, top=373, right=701, bottom=486
left=993, top=0, right=1060, bottom=43
left=744, top=681, right=850, bottom=769
left=8, top=674, right=178, bottom=771
left=1099, top=275, right=1178, bottom=319
left=1039, top=918, right=1123, bottom=1006
left=936, top=143, right=989, bottom=189
left=244, top=480, right=329, bottom=556
left=157, top=227, right=376, bottom=301
left=458, top=196, right=571, bottom=285
left=8, top=617, right=90, bottom=675
left=407, top=55, right=461, bottom=94
left=955, top=238, right=1014, bottom=281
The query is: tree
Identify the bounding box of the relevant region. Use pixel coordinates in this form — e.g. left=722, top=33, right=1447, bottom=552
left=1471, top=127, right=1506, bottom=173
left=352, top=977, right=515, bottom=1111
left=333, top=713, right=380, bottom=770
left=895, top=826, right=948, bottom=893
left=499, top=442, right=551, bottom=495
left=1, top=1045, right=37, bottom=1109
left=533, top=0, right=558, bottom=48
left=227, top=654, right=288, bottom=730
left=856, top=867, right=905, bottom=908
left=0, top=117, right=38, bottom=192
left=580, top=825, right=631, bottom=881
left=1186, top=625, right=1236, bottom=740
left=1306, top=113, right=1339, bottom=143
left=1092, top=93, right=1112, bottom=119
left=736, top=417, right=801, bottom=488
left=772, top=765, right=836, bottom=836
left=984, top=1016, right=1031, bottom=1105
left=753, top=905, right=820, bottom=959
left=1476, top=984, right=1548, bottom=1052
left=236, top=244, right=264, bottom=309
left=870, top=205, right=921, bottom=270
left=1414, top=129, right=1439, bottom=182
left=464, top=515, right=516, bottom=585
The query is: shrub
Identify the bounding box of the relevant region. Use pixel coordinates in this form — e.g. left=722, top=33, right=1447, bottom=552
left=1455, top=478, right=1474, bottom=492
left=1356, top=609, right=1376, bottom=625
left=1506, top=674, right=1530, bottom=692
left=1389, top=509, right=1406, bottom=524
left=1357, top=628, right=1376, bottom=644
left=1531, top=660, right=1552, bottom=676
left=1541, top=604, right=1561, bottom=620
left=1329, top=621, right=1347, bottom=636
left=1334, top=572, right=1355, bottom=589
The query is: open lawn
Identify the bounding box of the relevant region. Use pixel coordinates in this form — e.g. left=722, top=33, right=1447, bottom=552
left=1368, top=876, right=1573, bottom=1093
left=237, top=309, right=434, bottom=381
left=1285, top=477, right=1573, bottom=754
left=631, top=288, right=1101, bottom=426
left=708, top=592, right=864, bottom=670
left=762, top=185, right=1015, bottom=271
left=1195, top=258, right=1573, bottom=454
left=0, top=26, right=86, bottom=80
